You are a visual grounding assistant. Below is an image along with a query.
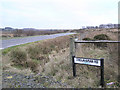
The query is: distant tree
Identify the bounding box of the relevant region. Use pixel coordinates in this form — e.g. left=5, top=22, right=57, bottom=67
left=25, top=30, right=35, bottom=36
left=13, top=29, right=23, bottom=37
left=95, top=26, right=98, bottom=29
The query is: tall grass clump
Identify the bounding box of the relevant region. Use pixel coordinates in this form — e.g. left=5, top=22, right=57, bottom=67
left=27, top=45, right=43, bottom=60
left=10, top=47, right=39, bottom=73
left=82, top=37, right=92, bottom=41
left=93, top=34, right=110, bottom=48
left=27, top=61, right=39, bottom=73
left=10, top=48, right=27, bottom=66
left=93, top=34, right=110, bottom=40
left=105, top=43, right=118, bottom=80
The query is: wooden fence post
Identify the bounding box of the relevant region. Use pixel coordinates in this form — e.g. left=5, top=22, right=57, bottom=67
left=118, top=42, right=120, bottom=83
left=100, top=58, right=104, bottom=88
left=70, top=38, right=75, bottom=65
left=72, top=56, right=76, bottom=77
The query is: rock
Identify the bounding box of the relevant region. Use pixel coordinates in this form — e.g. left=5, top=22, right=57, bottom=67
left=25, top=76, right=30, bottom=79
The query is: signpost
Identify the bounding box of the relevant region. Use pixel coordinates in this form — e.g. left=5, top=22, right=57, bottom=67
left=72, top=56, right=104, bottom=87
left=74, top=57, right=101, bottom=66
left=70, top=38, right=120, bottom=88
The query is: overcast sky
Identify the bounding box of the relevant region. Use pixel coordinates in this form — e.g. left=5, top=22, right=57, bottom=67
left=0, top=0, right=119, bottom=29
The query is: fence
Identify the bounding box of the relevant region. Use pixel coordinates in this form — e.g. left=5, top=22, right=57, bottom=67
left=70, top=38, right=120, bottom=88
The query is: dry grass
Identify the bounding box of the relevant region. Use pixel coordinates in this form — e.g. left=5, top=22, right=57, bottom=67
left=2, top=29, right=119, bottom=88
left=79, top=30, right=118, bottom=41
left=2, top=34, right=75, bottom=74
left=41, top=47, right=107, bottom=87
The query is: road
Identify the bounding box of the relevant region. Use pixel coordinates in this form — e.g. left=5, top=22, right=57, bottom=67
left=1, top=33, right=75, bottom=49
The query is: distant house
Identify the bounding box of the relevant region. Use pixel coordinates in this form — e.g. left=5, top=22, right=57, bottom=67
left=113, top=24, right=120, bottom=29
left=82, top=24, right=120, bottom=30
left=82, top=26, right=86, bottom=29
left=86, top=26, right=95, bottom=29
left=99, top=24, right=106, bottom=29
left=99, top=24, right=115, bottom=29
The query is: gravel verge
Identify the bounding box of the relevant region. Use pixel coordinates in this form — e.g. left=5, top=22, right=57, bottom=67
left=2, top=71, right=69, bottom=88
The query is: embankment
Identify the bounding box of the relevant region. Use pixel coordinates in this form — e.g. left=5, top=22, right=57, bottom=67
left=2, top=30, right=120, bottom=88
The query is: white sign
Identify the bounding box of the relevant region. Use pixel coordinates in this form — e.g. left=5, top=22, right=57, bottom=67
left=74, top=57, right=101, bottom=66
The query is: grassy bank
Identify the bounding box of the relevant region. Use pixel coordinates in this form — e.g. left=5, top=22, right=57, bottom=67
left=2, top=31, right=119, bottom=88
left=2, top=34, right=76, bottom=72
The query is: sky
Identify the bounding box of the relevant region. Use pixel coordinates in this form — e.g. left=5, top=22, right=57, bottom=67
left=0, top=0, right=119, bottom=29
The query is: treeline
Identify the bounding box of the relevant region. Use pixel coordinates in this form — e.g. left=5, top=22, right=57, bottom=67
left=2, top=29, right=69, bottom=37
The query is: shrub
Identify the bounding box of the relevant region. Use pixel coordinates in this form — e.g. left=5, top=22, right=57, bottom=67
left=82, top=38, right=92, bottom=41
left=27, top=61, right=39, bottom=73
left=94, top=43, right=107, bottom=48
left=93, top=34, right=110, bottom=40
left=27, top=46, right=42, bottom=60
left=93, top=34, right=110, bottom=48
left=27, top=45, right=50, bottom=60
left=10, top=48, right=27, bottom=66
